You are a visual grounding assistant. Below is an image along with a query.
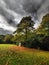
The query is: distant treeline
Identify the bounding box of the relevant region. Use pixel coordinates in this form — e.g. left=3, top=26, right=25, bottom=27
left=0, top=35, right=14, bottom=44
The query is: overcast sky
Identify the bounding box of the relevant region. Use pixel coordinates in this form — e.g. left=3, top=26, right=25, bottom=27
left=0, top=0, right=49, bottom=34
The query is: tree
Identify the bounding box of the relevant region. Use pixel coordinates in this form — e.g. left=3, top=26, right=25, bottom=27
left=0, top=35, right=5, bottom=43
left=15, top=16, right=34, bottom=41
left=35, top=14, right=49, bottom=50
left=36, top=14, right=49, bottom=36
left=4, top=34, right=14, bottom=44
left=13, top=33, right=25, bottom=45
left=14, top=16, right=34, bottom=47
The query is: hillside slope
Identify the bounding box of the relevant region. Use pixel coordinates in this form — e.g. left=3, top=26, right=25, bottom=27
left=0, top=44, right=49, bottom=65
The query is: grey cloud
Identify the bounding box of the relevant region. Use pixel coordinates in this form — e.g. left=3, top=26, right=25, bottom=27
left=38, top=0, right=49, bottom=17
left=0, top=0, right=49, bottom=22
left=4, top=0, right=24, bottom=15
left=0, top=28, right=12, bottom=35
left=0, top=0, right=49, bottom=34
left=21, top=0, right=46, bottom=20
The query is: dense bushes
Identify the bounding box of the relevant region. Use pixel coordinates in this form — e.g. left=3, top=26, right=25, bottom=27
left=0, top=35, right=14, bottom=44
left=41, top=36, right=49, bottom=51
left=21, top=34, right=49, bottom=51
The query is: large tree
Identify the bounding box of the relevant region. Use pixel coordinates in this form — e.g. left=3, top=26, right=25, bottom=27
left=36, top=14, right=49, bottom=36
left=35, top=14, right=49, bottom=50
left=15, top=16, right=34, bottom=41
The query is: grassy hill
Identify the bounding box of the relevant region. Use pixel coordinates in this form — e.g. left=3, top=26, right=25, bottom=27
left=0, top=44, right=49, bottom=65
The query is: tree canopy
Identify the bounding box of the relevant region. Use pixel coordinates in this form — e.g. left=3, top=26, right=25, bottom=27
left=36, top=14, right=49, bottom=36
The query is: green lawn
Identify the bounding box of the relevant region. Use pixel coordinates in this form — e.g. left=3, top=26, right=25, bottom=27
left=0, top=44, right=49, bottom=65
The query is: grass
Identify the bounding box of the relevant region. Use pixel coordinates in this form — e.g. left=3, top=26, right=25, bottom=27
left=0, top=44, right=49, bottom=65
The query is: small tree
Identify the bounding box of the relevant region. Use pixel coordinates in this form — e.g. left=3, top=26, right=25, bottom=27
left=4, top=34, right=13, bottom=44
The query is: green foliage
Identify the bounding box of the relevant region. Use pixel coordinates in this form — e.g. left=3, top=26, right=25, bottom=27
left=36, top=14, right=49, bottom=36
left=13, top=33, right=25, bottom=43
left=17, top=16, right=34, bottom=32
left=15, top=16, right=34, bottom=41
left=4, top=34, right=14, bottom=44
left=0, top=35, right=5, bottom=43
left=33, top=14, right=49, bottom=50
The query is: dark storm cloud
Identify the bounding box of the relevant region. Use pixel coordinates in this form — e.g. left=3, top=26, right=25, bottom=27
left=21, top=0, right=46, bottom=20
left=38, top=0, right=49, bottom=23
left=0, top=0, right=49, bottom=34
left=0, top=0, right=49, bottom=21
left=3, top=0, right=49, bottom=22
left=21, top=0, right=49, bottom=25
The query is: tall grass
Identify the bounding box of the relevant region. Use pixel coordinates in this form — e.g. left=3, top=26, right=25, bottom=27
left=0, top=44, right=49, bottom=65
